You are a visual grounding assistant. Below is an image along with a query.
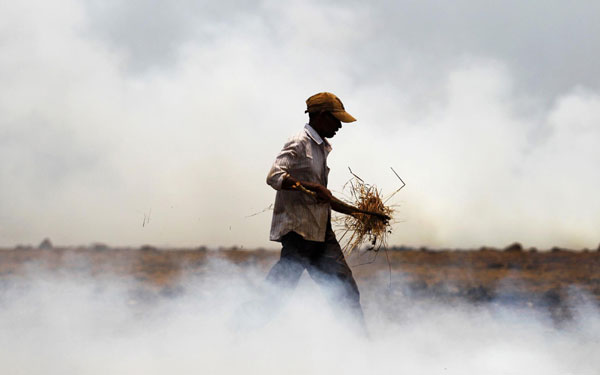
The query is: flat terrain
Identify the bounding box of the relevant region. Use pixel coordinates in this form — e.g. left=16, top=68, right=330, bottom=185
left=1, top=245, right=599, bottom=321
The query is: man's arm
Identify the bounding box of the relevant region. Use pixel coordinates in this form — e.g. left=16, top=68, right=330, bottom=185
left=266, top=136, right=339, bottom=204
left=283, top=174, right=390, bottom=222
left=266, top=137, right=389, bottom=221
left=281, top=174, right=333, bottom=203
left=267, top=138, right=303, bottom=190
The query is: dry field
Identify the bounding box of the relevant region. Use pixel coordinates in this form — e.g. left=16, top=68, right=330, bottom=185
left=1, top=244, right=599, bottom=321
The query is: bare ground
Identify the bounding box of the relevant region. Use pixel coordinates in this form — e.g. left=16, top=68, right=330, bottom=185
left=1, top=245, right=599, bottom=321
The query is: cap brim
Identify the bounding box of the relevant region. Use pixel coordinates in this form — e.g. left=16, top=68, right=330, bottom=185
left=332, top=110, right=356, bottom=123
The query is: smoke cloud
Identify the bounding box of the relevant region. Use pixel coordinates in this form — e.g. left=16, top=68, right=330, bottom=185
left=1, top=0, right=599, bottom=249
left=1, top=261, right=599, bottom=375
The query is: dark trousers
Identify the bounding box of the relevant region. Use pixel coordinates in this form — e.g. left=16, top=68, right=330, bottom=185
left=265, top=223, right=366, bottom=330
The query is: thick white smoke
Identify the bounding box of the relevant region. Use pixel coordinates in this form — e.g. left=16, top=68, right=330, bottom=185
left=1, top=0, right=599, bottom=249
left=1, top=260, right=598, bottom=375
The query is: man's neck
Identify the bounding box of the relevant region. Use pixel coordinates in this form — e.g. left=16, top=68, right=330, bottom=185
left=308, top=121, right=326, bottom=139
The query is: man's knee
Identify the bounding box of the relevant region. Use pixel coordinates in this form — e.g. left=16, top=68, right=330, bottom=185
left=266, top=258, right=304, bottom=286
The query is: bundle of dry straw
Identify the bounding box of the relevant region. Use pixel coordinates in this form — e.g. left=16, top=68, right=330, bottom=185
left=336, top=168, right=404, bottom=255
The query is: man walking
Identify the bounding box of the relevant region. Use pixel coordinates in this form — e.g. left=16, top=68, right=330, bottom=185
left=265, top=92, right=381, bottom=330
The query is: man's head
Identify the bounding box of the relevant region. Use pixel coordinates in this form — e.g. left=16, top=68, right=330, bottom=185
left=305, top=92, right=356, bottom=138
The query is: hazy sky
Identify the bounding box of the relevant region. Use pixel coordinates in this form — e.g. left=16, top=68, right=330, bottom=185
left=1, top=0, right=599, bottom=249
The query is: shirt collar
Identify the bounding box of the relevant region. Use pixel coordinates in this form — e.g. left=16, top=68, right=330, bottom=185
left=304, top=123, right=323, bottom=144
left=305, top=123, right=332, bottom=152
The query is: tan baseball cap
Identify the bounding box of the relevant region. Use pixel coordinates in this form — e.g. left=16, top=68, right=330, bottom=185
left=305, top=92, right=357, bottom=123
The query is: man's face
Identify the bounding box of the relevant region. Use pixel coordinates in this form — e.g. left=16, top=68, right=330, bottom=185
left=317, top=111, right=342, bottom=138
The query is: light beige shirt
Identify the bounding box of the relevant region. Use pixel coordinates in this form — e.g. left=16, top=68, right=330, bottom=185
left=267, top=124, right=332, bottom=242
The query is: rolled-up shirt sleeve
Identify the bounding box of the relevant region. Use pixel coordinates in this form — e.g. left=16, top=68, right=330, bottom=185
left=266, top=138, right=301, bottom=190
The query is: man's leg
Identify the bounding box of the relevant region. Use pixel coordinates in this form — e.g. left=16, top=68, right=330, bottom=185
left=265, top=231, right=311, bottom=290
left=232, top=232, right=309, bottom=330
left=306, top=224, right=367, bottom=333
